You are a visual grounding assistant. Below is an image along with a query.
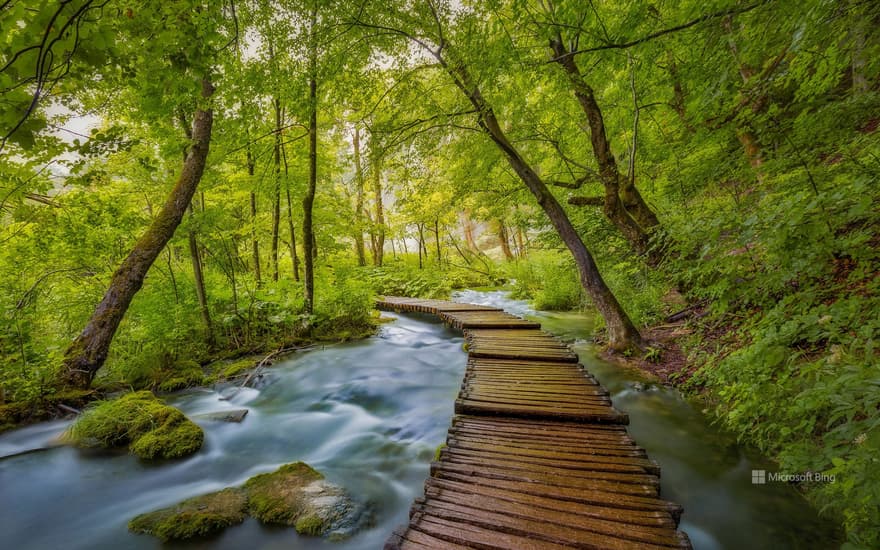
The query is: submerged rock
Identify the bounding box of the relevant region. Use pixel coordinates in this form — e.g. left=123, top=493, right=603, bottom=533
left=245, top=462, right=364, bottom=537
left=193, top=409, right=249, bottom=423
left=66, top=391, right=203, bottom=459
left=128, top=488, right=248, bottom=542
left=128, top=461, right=367, bottom=542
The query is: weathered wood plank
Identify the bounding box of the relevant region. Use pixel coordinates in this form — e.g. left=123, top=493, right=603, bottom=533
left=425, top=478, right=676, bottom=527
left=430, top=460, right=661, bottom=494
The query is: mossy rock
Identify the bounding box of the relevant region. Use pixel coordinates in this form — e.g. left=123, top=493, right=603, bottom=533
left=67, top=391, right=203, bottom=459
left=244, top=462, right=362, bottom=536
left=128, top=488, right=248, bottom=542
left=219, top=357, right=259, bottom=380
left=127, top=462, right=368, bottom=541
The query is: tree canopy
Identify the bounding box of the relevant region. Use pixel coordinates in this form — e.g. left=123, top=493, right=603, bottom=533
left=1, top=0, right=878, bottom=545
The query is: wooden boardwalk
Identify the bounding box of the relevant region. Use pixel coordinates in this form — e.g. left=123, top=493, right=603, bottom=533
left=377, top=296, right=691, bottom=550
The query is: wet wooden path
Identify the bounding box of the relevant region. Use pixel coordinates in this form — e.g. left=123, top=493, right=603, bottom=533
left=377, top=296, right=691, bottom=549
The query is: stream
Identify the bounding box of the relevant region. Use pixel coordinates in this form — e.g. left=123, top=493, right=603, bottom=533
left=0, top=290, right=840, bottom=549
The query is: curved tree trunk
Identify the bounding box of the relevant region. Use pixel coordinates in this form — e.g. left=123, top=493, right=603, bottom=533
left=550, top=39, right=660, bottom=263
left=61, top=78, right=215, bottom=387
left=437, top=58, right=642, bottom=350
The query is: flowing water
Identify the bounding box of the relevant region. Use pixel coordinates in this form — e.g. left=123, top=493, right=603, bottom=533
left=0, top=313, right=465, bottom=550
left=0, top=290, right=841, bottom=549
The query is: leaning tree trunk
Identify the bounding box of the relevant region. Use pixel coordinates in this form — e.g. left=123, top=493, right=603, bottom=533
left=61, top=78, right=215, bottom=387
left=550, top=39, right=659, bottom=262
left=438, top=58, right=643, bottom=351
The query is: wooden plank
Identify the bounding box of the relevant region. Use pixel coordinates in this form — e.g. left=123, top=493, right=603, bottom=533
left=424, top=477, right=674, bottom=524
left=447, top=433, right=647, bottom=458
left=423, top=479, right=678, bottom=532
left=440, top=447, right=655, bottom=476
left=413, top=501, right=686, bottom=549
left=430, top=460, right=661, bottom=494
left=411, top=514, right=575, bottom=550
left=441, top=441, right=661, bottom=474
left=456, top=398, right=629, bottom=424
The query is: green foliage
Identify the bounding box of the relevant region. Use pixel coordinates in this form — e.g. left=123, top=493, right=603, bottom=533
left=506, top=252, right=584, bottom=311
left=364, top=257, right=495, bottom=300
left=677, top=173, right=880, bottom=544
left=128, top=488, right=249, bottom=542
left=67, top=391, right=203, bottom=459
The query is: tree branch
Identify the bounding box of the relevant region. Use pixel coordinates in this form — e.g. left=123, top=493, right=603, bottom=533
left=568, top=195, right=604, bottom=206
left=550, top=1, right=772, bottom=61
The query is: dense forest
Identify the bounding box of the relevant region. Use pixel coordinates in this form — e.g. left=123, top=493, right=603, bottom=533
left=1, top=0, right=878, bottom=546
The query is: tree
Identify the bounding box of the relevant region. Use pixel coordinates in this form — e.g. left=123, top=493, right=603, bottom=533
left=353, top=3, right=643, bottom=350
left=62, top=78, right=215, bottom=387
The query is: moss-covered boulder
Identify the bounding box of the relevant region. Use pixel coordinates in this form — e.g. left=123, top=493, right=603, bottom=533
left=244, top=462, right=363, bottom=537
left=67, top=391, right=203, bottom=459
left=128, top=488, right=248, bottom=542
left=127, top=461, right=367, bottom=542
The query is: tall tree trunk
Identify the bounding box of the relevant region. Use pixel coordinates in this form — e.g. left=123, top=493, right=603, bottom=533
left=417, top=222, right=425, bottom=269
left=370, top=149, right=385, bottom=267
left=187, top=205, right=214, bottom=347
left=438, top=58, right=642, bottom=350
left=61, top=78, right=215, bottom=387
left=286, top=188, right=300, bottom=281
left=434, top=218, right=442, bottom=266
left=352, top=126, right=367, bottom=266
left=246, top=148, right=261, bottom=287
left=279, top=124, right=301, bottom=282
left=497, top=220, right=514, bottom=261
left=271, top=96, right=282, bottom=282
left=302, top=5, right=317, bottom=313
left=550, top=39, right=659, bottom=262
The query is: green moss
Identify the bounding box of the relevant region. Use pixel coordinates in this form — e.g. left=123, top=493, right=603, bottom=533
left=433, top=443, right=446, bottom=461
left=128, top=488, right=248, bottom=542
left=127, top=461, right=362, bottom=541
left=294, top=514, right=325, bottom=535
left=156, top=360, right=205, bottom=393
left=220, top=357, right=258, bottom=379
left=129, top=418, right=203, bottom=459
left=244, top=462, right=324, bottom=525
left=67, top=391, right=203, bottom=459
